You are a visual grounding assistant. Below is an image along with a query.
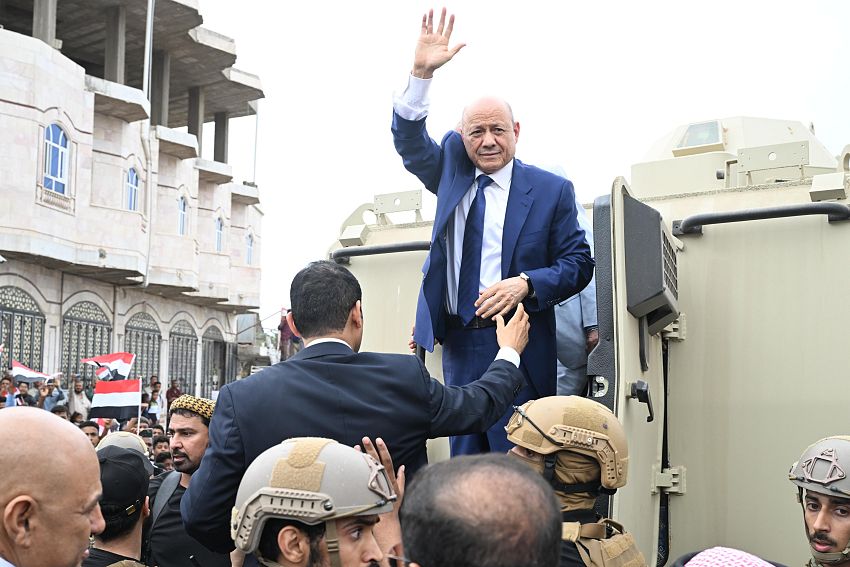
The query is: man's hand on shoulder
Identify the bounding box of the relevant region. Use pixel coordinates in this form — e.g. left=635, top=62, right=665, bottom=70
left=495, top=303, right=530, bottom=355
left=412, top=8, right=465, bottom=79
left=475, top=276, right=529, bottom=319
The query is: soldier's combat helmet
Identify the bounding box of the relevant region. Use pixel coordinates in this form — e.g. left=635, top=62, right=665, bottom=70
left=231, top=437, right=396, bottom=567
left=789, top=436, right=850, bottom=565
left=506, top=396, right=629, bottom=494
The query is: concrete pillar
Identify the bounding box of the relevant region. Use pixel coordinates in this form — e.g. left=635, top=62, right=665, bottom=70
left=194, top=338, right=204, bottom=397
left=214, top=112, right=229, bottom=163
left=187, top=87, right=205, bottom=154
left=32, top=0, right=58, bottom=47
left=104, top=5, right=126, bottom=84
left=150, top=51, right=171, bottom=125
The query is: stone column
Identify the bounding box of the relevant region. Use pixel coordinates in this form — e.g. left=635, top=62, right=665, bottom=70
left=32, top=0, right=58, bottom=48
left=150, top=50, right=171, bottom=125
left=194, top=337, right=204, bottom=397
left=214, top=112, right=229, bottom=163
left=188, top=87, right=205, bottom=154
left=104, top=5, right=126, bottom=84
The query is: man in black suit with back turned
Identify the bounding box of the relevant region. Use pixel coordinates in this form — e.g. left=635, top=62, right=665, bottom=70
left=181, top=260, right=529, bottom=554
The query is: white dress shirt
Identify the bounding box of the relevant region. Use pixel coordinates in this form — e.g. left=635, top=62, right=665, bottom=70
left=394, top=75, right=511, bottom=315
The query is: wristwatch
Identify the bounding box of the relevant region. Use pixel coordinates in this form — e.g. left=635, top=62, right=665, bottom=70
left=519, top=272, right=536, bottom=299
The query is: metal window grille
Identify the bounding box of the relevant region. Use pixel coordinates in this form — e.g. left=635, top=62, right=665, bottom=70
left=62, top=301, right=112, bottom=381
left=201, top=326, right=225, bottom=398
left=127, top=168, right=139, bottom=211
left=178, top=197, right=187, bottom=235
left=168, top=320, right=197, bottom=393
left=124, top=312, right=161, bottom=380
left=246, top=233, right=253, bottom=265
left=43, top=124, right=68, bottom=194
left=0, top=287, right=45, bottom=372
left=215, top=217, right=223, bottom=252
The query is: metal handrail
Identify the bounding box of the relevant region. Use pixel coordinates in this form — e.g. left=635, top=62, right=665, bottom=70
left=674, top=202, right=850, bottom=235
left=331, top=241, right=431, bottom=262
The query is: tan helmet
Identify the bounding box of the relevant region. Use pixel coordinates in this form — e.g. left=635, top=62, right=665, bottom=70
left=506, top=396, right=628, bottom=491
left=789, top=436, right=850, bottom=565
left=96, top=431, right=154, bottom=475
left=231, top=437, right=396, bottom=567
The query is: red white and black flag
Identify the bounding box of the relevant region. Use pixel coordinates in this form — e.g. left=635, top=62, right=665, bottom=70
left=11, top=360, right=52, bottom=384
left=89, top=379, right=142, bottom=420
left=81, top=352, right=136, bottom=380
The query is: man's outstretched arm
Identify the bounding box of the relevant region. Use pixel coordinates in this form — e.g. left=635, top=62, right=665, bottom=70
left=180, top=386, right=244, bottom=552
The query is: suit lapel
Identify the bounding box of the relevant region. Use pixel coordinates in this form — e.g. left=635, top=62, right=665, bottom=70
left=501, top=160, right=534, bottom=278
left=434, top=139, right=475, bottom=238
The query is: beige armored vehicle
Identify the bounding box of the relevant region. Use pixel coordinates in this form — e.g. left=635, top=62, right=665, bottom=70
left=328, top=117, right=850, bottom=565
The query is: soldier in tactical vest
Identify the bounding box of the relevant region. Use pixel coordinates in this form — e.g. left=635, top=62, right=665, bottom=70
left=231, top=437, right=397, bottom=567
left=789, top=436, right=850, bottom=567
left=505, top=396, right=646, bottom=567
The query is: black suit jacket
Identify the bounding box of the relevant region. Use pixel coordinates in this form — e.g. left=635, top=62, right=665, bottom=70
left=181, top=341, right=524, bottom=552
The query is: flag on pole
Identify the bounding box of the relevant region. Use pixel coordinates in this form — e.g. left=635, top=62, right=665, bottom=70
left=11, top=360, right=51, bottom=384
left=81, top=352, right=136, bottom=380
left=89, top=379, right=142, bottom=420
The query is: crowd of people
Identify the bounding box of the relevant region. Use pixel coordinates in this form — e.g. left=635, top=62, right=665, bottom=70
left=1, top=8, right=848, bottom=567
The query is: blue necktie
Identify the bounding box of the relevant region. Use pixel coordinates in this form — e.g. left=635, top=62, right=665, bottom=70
left=457, top=175, right=493, bottom=324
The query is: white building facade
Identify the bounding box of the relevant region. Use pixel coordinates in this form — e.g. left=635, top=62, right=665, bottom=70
left=0, top=0, right=264, bottom=397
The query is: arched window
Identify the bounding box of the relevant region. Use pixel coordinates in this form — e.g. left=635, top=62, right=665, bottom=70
left=124, top=312, right=161, bottom=380
left=0, top=286, right=46, bottom=372
left=126, top=168, right=139, bottom=211
left=169, top=320, right=198, bottom=394
left=62, top=301, right=112, bottom=380
left=178, top=196, right=187, bottom=236
left=245, top=233, right=254, bottom=265
left=43, top=124, right=69, bottom=194
left=215, top=217, right=224, bottom=252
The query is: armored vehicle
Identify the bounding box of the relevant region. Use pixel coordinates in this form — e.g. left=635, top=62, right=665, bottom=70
left=328, top=117, right=850, bottom=565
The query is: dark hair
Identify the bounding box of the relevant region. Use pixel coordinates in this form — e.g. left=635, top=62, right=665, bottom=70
left=169, top=407, right=210, bottom=428
left=258, top=519, right=325, bottom=564
left=152, top=435, right=169, bottom=447
left=289, top=261, right=361, bottom=338
left=50, top=405, right=67, bottom=415
left=152, top=423, right=165, bottom=434
left=154, top=451, right=172, bottom=464
left=79, top=420, right=99, bottom=430
left=400, top=454, right=561, bottom=567
left=99, top=482, right=149, bottom=542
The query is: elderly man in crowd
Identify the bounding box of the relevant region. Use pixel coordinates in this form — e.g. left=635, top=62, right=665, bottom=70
left=0, top=406, right=105, bottom=567
left=400, top=453, right=562, bottom=567
left=67, top=378, right=92, bottom=421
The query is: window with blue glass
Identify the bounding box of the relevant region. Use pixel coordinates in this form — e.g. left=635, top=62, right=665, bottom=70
left=215, top=217, right=224, bottom=252
left=126, top=168, right=139, bottom=211
left=246, top=233, right=254, bottom=265
left=43, top=124, right=69, bottom=194
left=178, top=197, right=187, bottom=235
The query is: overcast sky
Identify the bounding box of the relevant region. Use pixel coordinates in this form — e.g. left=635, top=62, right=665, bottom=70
left=199, top=1, right=850, bottom=329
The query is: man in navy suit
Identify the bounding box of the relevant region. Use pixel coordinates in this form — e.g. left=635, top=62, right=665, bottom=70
left=181, top=260, right=530, bottom=554
left=392, top=9, right=594, bottom=455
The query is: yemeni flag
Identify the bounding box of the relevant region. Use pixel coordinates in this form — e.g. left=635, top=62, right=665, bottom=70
left=81, top=352, right=136, bottom=380
left=11, top=361, right=51, bottom=384
left=89, top=379, right=142, bottom=419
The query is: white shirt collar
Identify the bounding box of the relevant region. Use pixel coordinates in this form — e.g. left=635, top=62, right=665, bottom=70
left=0, top=555, right=16, bottom=567
left=304, top=337, right=353, bottom=350
left=475, top=159, right=513, bottom=190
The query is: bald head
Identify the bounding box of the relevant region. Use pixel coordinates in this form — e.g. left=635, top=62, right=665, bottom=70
left=0, top=407, right=104, bottom=567
left=401, top=454, right=560, bottom=567
left=459, top=97, right=520, bottom=174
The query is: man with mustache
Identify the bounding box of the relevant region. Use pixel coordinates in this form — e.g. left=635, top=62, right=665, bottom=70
left=144, top=395, right=229, bottom=567
left=789, top=436, right=850, bottom=567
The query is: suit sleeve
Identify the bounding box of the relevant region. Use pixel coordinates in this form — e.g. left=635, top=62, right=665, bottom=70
left=391, top=112, right=445, bottom=195
left=525, top=179, right=594, bottom=311
left=425, top=358, right=525, bottom=438
left=180, top=385, right=244, bottom=552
